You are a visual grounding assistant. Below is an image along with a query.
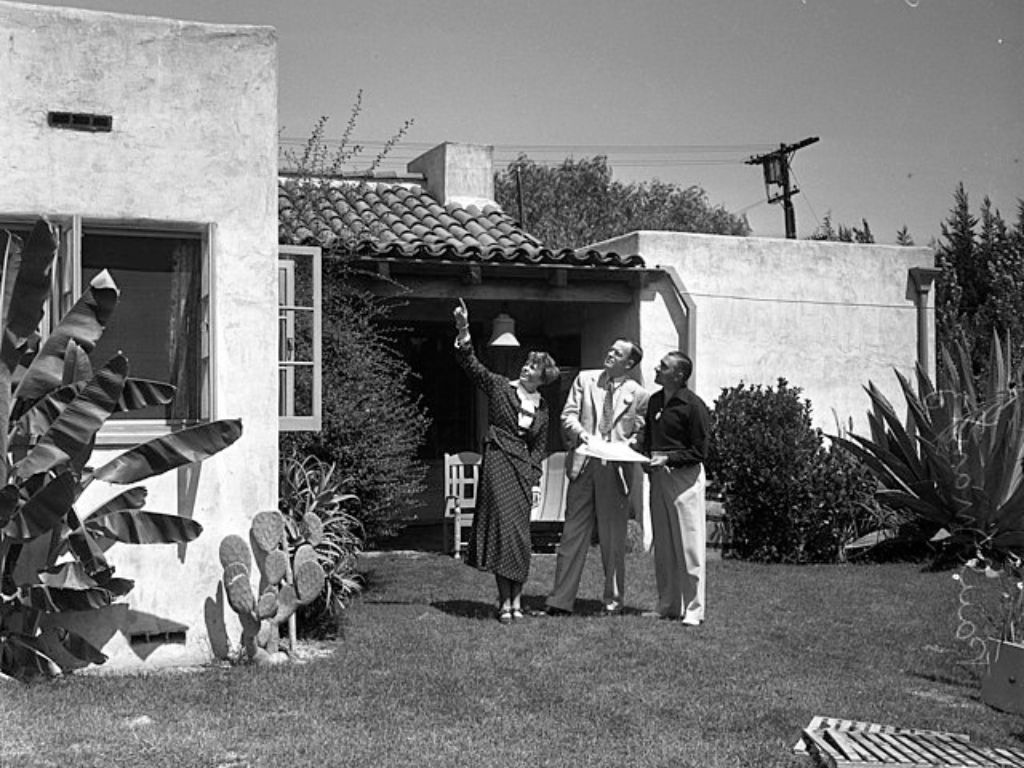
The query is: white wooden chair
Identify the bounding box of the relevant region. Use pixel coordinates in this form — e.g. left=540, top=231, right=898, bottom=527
left=444, top=451, right=482, bottom=559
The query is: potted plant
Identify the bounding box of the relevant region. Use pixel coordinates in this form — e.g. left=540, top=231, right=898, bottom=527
left=953, top=553, right=1024, bottom=713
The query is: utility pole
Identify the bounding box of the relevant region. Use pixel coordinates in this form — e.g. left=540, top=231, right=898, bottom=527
left=745, top=137, right=819, bottom=239
left=514, top=167, right=525, bottom=229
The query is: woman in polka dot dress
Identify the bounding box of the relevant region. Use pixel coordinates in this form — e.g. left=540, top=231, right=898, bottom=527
left=453, top=300, right=560, bottom=623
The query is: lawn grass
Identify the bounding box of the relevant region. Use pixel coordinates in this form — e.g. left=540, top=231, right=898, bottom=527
left=3, top=550, right=1021, bottom=768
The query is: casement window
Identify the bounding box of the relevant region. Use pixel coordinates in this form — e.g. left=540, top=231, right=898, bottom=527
left=3, top=216, right=213, bottom=441
left=277, top=245, right=322, bottom=432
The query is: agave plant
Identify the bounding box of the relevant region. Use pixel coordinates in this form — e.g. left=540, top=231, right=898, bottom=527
left=279, top=454, right=363, bottom=624
left=0, top=219, right=242, bottom=680
left=838, top=332, right=1024, bottom=561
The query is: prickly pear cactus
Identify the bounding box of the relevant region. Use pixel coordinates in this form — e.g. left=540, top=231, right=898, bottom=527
left=220, top=508, right=329, bottom=664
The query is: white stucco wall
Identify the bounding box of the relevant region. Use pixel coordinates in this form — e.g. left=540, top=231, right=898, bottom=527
left=592, top=231, right=935, bottom=437
left=0, top=2, right=278, bottom=669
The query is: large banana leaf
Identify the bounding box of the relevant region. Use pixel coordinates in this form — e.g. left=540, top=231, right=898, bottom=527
left=86, top=510, right=202, bottom=545
left=0, top=483, right=18, bottom=525
left=115, top=378, right=176, bottom=413
left=9, top=381, right=86, bottom=443
left=35, top=561, right=133, bottom=596
left=82, top=486, right=147, bottom=519
left=60, top=338, right=92, bottom=388
left=13, top=355, right=127, bottom=482
left=2, top=220, right=56, bottom=346
left=91, top=419, right=243, bottom=485
left=37, top=626, right=107, bottom=666
left=0, top=229, right=21, bottom=334
left=1, top=471, right=75, bottom=541
left=13, top=270, right=118, bottom=418
left=0, top=222, right=57, bottom=466
left=11, top=377, right=175, bottom=446
left=65, top=509, right=111, bottom=579
left=26, top=583, right=117, bottom=612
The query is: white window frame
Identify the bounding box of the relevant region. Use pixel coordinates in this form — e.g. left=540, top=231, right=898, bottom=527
left=0, top=215, right=215, bottom=445
left=278, top=244, right=322, bottom=432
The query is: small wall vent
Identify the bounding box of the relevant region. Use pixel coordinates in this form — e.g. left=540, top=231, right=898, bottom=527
left=128, top=630, right=187, bottom=647
left=47, top=111, right=113, bottom=133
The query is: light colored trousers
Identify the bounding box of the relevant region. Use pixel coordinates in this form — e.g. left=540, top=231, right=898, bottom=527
left=547, top=460, right=628, bottom=612
left=649, top=463, right=706, bottom=624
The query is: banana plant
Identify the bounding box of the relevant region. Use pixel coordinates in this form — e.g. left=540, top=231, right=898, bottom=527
left=0, top=219, right=243, bottom=680
left=837, top=332, right=1024, bottom=561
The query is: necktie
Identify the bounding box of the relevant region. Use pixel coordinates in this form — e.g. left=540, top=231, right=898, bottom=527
left=598, top=379, right=616, bottom=440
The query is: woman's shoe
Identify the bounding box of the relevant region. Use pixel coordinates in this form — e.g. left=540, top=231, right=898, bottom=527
left=497, top=608, right=513, bottom=624
left=510, top=608, right=524, bottom=621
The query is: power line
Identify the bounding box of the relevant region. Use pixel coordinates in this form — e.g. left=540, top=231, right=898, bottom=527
left=683, top=290, right=921, bottom=311
left=278, top=137, right=779, bottom=169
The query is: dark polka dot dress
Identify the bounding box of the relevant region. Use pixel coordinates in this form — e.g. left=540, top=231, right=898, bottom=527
left=456, top=344, right=548, bottom=583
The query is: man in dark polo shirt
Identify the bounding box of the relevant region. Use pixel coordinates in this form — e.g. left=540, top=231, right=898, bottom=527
left=639, top=351, right=711, bottom=625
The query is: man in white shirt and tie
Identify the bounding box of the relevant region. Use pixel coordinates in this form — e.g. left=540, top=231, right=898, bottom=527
left=544, top=338, right=649, bottom=616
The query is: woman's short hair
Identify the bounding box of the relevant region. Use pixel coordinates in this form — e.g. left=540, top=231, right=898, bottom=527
left=527, top=350, right=560, bottom=386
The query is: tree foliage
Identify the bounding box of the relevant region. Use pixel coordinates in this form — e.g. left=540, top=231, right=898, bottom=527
left=936, top=184, right=1024, bottom=390
left=493, top=155, right=750, bottom=249
left=809, top=211, right=876, bottom=243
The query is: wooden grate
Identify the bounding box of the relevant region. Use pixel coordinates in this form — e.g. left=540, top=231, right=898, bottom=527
left=794, top=718, right=969, bottom=755
left=796, top=718, right=1024, bottom=768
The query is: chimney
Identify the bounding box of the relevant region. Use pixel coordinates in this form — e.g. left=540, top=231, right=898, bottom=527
left=407, top=142, right=495, bottom=209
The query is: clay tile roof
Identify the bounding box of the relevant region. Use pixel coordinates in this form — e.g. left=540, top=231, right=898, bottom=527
left=278, top=178, right=645, bottom=269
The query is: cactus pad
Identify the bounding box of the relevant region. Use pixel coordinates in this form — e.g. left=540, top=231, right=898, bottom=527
left=274, top=584, right=299, bottom=623
left=293, top=543, right=318, bottom=571
left=295, top=559, right=326, bottom=605
left=262, top=549, right=288, bottom=585
left=256, top=620, right=272, bottom=648
left=301, top=512, right=324, bottom=546
left=224, top=567, right=255, bottom=617
left=256, top=590, right=278, bottom=620
left=251, top=510, right=285, bottom=552
left=218, top=534, right=251, bottom=571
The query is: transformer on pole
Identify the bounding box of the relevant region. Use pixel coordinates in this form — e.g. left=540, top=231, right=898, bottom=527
left=745, top=137, right=819, bottom=238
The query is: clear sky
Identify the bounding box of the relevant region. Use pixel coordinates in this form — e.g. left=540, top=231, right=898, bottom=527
left=27, top=0, right=1024, bottom=244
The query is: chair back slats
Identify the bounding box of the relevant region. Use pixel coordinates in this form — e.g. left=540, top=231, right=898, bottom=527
left=443, top=451, right=482, bottom=558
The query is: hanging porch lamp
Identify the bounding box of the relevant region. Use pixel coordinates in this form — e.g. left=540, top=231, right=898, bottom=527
left=487, top=312, right=520, bottom=348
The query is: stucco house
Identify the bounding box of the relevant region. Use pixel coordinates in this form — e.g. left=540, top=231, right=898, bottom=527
left=280, top=142, right=937, bottom=526
left=0, top=1, right=291, bottom=670
left=1, top=0, right=936, bottom=673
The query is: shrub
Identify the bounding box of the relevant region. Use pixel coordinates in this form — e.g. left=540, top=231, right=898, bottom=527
left=707, top=378, right=881, bottom=563
left=280, top=261, right=430, bottom=547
